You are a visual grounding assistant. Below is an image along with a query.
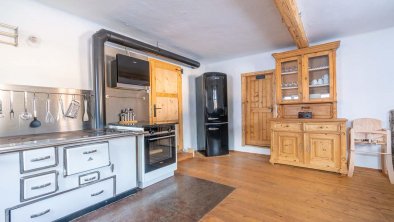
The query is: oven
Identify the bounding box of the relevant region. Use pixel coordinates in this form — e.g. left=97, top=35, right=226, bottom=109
left=144, top=129, right=176, bottom=173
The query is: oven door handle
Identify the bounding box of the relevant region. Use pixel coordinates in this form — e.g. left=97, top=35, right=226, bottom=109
left=148, top=135, right=175, bottom=141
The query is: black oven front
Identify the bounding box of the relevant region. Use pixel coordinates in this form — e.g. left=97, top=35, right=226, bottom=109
left=144, top=131, right=176, bottom=173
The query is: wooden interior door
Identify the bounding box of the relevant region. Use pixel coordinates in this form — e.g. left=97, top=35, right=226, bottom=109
left=149, top=58, right=183, bottom=150
left=242, top=70, right=274, bottom=147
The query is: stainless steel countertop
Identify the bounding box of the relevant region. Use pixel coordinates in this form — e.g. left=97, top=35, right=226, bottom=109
left=0, top=128, right=145, bottom=154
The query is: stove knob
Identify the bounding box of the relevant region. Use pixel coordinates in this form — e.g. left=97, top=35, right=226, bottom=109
left=149, top=130, right=155, bottom=135
left=168, top=128, right=172, bottom=133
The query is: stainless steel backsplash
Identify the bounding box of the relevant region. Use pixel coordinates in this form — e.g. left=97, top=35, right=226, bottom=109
left=0, top=84, right=93, bottom=137
left=104, top=42, right=150, bottom=124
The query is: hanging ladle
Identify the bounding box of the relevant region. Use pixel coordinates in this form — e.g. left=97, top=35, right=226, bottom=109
left=45, top=94, right=54, bottom=124
left=20, top=91, right=32, bottom=120
left=30, top=93, right=41, bottom=128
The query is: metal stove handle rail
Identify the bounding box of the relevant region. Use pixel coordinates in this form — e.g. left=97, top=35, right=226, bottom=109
left=148, top=135, right=175, bottom=141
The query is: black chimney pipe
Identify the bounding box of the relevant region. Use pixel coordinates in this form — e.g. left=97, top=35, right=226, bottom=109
left=92, top=29, right=200, bottom=128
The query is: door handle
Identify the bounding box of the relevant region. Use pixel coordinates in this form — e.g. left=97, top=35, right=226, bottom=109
left=153, top=104, right=162, bottom=117
left=208, top=127, right=219, bottom=131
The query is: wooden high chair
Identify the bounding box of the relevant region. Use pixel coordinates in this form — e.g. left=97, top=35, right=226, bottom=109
left=348, top=118, right=394, bottom=184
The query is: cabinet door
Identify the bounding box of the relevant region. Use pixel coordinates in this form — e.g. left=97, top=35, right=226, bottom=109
left=303, top=51, right=335, bottom=102
left=276, top=56, right=302, bottom=104
left=305, top=133, right=340, bottom=169
left=275, top=132, right=303, bottom=163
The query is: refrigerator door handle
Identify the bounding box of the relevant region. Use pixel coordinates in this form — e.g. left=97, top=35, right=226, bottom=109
left=205, top=122, right=228, bottom=125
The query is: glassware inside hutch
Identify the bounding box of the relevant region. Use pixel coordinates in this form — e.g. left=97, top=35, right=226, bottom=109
left=308, top=55, right=330, bottom=100
left=280, top=60, right=299, bottom=101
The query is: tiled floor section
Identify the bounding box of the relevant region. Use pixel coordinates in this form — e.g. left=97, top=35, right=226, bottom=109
left=74, top=174, right=234, bottom=222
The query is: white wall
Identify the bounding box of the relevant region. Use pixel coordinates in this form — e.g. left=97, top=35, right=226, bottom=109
left=203, top=27, right=394, bottom=169
left=0, top=0, right=204, bottom=149
left=0, top=0, right=101, bottom=90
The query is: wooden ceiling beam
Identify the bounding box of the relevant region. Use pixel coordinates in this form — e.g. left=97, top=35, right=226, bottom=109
left=274, top=0, right=309, bottom=48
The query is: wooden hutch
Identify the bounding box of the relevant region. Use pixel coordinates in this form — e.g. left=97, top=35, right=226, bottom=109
left=270, top=41, right=348, bottom=174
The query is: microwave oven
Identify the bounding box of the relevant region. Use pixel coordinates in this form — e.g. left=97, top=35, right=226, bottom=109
left=109, top=54, right=150, bottom=90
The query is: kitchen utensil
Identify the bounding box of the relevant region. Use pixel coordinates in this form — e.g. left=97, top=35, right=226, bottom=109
left=56, top=95, right=65, bottom=121
left=83, top=96, right=89, bottom=122
left=65, top=95, right=80, bottom=119
left=9, top=91, right=14, bottom=119
left=30, top=94, right=41, bottom=128
left=45, top=94, right=54, bottom=124
left=0, top=97, right=4, bottom=118
left=20, top=91, right=32, bottom=120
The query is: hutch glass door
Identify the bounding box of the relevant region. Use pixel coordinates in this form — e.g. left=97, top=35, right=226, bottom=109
left=306, top=52, right=333, bottom=101
left=279, top=58, right=301, bottom=103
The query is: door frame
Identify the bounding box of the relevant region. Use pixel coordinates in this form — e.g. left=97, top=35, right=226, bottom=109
left=241, top=69, right=276, bottom=146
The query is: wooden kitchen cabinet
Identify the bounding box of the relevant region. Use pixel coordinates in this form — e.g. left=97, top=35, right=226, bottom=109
left=149, top=58, right=183, bottom=150
left=270, top=119, right=347, bottom=174
left=274, top=41, right=338, bottom=105
left=273, top=132, right=303, bottom=164
left=305, top=133, right=340, bottom=169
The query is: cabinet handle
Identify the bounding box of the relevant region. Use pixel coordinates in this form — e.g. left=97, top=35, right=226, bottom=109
left=301, top=106, right=310, bottom=110
left=84, top=176, right=97, bottom=182
left=91, top=190, right=104, bottom=197
left=208, top=127, right=219, bottom=131
left=83, top=149, right=97, bottom=155
left=30, top=209, right=50, bottom=218
left=30, top=155, right=51, bottom=162
left=31, top=182, right=52, bottom=190
left=208, top=117, right=219, bottom=120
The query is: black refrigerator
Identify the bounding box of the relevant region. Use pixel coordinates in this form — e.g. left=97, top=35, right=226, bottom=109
left=196, top=72, right=229, bottom=156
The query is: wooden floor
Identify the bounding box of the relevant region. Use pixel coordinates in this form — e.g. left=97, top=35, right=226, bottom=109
left=177, top=151, right=394, bottom=222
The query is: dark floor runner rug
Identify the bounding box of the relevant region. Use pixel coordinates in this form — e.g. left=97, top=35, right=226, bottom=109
left=74, top=174, right=235, bottom=222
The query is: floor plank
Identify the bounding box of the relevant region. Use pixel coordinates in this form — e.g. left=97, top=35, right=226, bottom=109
left=176, top=151, right=394, bottom=222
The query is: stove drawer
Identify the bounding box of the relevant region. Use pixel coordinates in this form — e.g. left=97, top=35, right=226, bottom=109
left=9, top=178, right=114, bottom=222
left=21, top=171, right=58, bottom=202
left=64, top=142, right=110, bottom=176
left=21, top=147, right=57, bottom=173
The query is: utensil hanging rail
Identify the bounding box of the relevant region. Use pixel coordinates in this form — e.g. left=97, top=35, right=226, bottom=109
left=0, top=89, right=93, bottom=97
left=0, top=23, right=18, bottom=47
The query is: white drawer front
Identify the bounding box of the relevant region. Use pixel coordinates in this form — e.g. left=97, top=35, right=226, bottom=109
left=10, top=178, right=114, bottom=222
left=22, top=148, right=57, bottom=173
left=79, top=172, right=100, bottom=185
left=22, top=171, right=58, bottom=201
left=65, top=142, right=110, bottom=176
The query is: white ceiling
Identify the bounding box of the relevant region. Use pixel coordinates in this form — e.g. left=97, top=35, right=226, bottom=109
left=298, top=0, right=394, bottom=43
left=35, top=0, right=394, bottom=63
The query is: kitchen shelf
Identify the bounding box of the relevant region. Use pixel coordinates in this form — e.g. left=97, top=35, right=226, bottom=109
left=308, top=66, right=329, bottom=71
left=309, top=84, right=329, bottom=88
left=281, top=71, right=298, bottom=75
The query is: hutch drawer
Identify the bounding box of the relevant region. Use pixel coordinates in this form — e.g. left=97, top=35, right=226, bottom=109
left=304, top=123, right=340, bottom=132
left=272, top=122, right=302, bottom=132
